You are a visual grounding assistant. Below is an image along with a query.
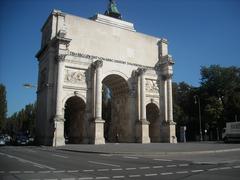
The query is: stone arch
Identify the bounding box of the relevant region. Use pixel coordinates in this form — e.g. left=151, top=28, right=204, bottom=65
left=64, top=96, right=86, bottom=144
left=102, top=70, right=132, bottom=90
left=146, top=103, right=160, bottom=142
left=102, top=74, right=132, bottom=142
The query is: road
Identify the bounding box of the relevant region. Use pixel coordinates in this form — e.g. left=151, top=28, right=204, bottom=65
left=0, top=145, right=240, bottom=180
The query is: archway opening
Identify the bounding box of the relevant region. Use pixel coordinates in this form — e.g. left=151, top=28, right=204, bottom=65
left=146, top=103, right=160, bottom=142
left=64, top=96, right=86, bottom=144
left=102, top=74, right=130, bottom=143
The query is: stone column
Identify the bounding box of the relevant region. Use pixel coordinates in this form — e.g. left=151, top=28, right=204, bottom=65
left=136, top=68, right=150, bottom=143
left=140, top=70, right=147, bottom=121
left=167, top=76, right=173, bottom=122
left=91, top=60, right=105, bottom=144
left=53, top=54, right=66, bottom=147
left=162, top=74, right=177, bottom=143
left=163, top=79, right=168, bottom=122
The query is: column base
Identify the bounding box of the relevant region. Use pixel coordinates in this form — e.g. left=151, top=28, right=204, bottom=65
left=52, top=115, right=65, bottom=147
left=160, top=121, right=177, bottom=143
left=91, top=118, right=105, bottom=144
left=136, top=119, right=150, bottom=143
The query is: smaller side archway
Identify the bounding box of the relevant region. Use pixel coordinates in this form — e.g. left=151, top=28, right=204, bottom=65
left=146, top=103, right=160, bottom=142
left=64, top=96, right=86, bottom=144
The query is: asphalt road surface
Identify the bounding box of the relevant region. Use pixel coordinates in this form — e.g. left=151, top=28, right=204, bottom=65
left=0, top=146, right=240, bottom=180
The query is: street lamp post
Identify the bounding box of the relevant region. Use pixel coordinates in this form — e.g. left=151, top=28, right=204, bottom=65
left=194, top=95, right=203, bottom=141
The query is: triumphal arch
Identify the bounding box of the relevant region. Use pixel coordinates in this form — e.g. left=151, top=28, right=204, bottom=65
left=36, top=3, right=177, bottom=146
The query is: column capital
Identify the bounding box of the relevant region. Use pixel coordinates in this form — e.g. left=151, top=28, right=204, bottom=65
left=92, top=60, right=103, bottom=69
left=55, top=54, right=67, bottom=62
left=136, top=68, right=147, bottom=76
left=162, top=74, right=173, bottom=80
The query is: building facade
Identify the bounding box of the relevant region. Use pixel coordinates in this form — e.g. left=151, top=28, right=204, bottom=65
left=36, top=9, right=177, bottom=146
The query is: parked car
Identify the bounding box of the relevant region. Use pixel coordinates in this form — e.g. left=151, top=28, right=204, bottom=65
left=14, top=134, right=29, bottom=145
left=0, top=135, right=6, bottom=146
left=3, top=134, right=11, bottom=145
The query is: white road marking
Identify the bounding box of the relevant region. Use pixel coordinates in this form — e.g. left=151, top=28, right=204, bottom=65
left=112, top=176, right=125, bottom=179
left=78, top=178, right=93, bottom=180
left=208, top=168, right=219, bottom=171
left=161, top=172, right=173, bottom=175
left=139, top=166, right=150, bottom=169
left=219, top=167, right=232, bottom=170
left=126, top=167, right=136, bottom=170
left=167, top=165, right=177, bottom=167
left=176, top=171, right=189, bottom=174
left=153, top=165, right=163, bottom=169
left=96, top=177, right=110, bottom=179
left=97, top=169, right=109, bottom=171
left=179, top=164, right=189, bottom=167
left=145, top=173, right=157, bottom=177
left=9, top=171, right=20, bottom=174
left=52, top=154, right=68, bottom=158
left=129, top=175, right=141, bottom=178
left=88, top=161, right=120, bottom=167
left=233, top=165, right=240, bottom=169
left=123, top=156, right=138, bottom=159
left=191, top=169, right=204, bottom=173
left=67, top=170, right=79, bottom=173
left=0, top=152, right=56, bottom=170
left=100, top=154, right=113, bottom=157
left=53, top=170, right=65, bottom=173
left=111, top=168, right=123, bottom=171
left=83, top=170, right=94, bottom=172
left=154, top=159, right=172, bottom=162
left=62, top=178, right=75, bottom=180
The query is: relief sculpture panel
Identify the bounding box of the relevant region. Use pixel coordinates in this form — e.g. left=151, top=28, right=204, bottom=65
left=146, top=79, right=159, bottom=93
left=64, top=69, right=86, bottom=84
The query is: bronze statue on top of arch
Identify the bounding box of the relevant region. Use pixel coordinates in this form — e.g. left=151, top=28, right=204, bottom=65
left=105, top=0, right=122, bottom=20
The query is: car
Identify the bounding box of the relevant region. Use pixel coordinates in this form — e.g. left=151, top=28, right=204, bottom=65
left=15, top=134, right=29, bottom=145
left=0, top=135, right=6, bottom=146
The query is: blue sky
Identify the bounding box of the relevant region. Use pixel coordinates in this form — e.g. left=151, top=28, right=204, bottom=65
left=0, top=0, right=240, bottom=116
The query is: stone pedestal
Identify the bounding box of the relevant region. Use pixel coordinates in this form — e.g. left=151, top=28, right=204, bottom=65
left=53, top=115, right=65, bottom=146
left=91, top=119, right=105, bottom=144
left=136, top=120, right=150, bottom=143
left=160, top=121, right=177, bottom=143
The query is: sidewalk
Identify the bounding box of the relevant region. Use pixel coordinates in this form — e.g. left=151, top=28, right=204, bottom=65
left=56, top=142, right=240, bottom=155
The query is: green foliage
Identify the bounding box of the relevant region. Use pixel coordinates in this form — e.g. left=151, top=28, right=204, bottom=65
left=173, top=65, right=240, bottom=141
left=0, top=84, right=7, bottom=131
left=5, top=103, right=36, bottom=136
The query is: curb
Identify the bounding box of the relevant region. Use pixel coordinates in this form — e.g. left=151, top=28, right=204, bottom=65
left=57, top=147, right=240, bottom=156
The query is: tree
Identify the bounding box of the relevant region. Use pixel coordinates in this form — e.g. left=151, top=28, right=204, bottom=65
left=5, top=103, right=36, bottom=137
left=0, top=84, right=7, bottom=132
left=173, top=82, right=198, bottom=141
left=200, top=65, right=240, bottom=139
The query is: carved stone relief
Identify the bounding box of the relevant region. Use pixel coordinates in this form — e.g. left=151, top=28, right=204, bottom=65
left=146, top=79, right=159, bottom=93
left=64, top=69, right=85, bottom=84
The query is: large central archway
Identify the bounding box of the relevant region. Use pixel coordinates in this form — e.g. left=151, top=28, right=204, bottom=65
left=102, top=74, right=130, bottom=142
left=64, top=96, right=86, bottom=144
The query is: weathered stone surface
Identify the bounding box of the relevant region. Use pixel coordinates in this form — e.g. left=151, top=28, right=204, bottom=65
left=35, top=9, right=176, bottom=146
